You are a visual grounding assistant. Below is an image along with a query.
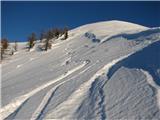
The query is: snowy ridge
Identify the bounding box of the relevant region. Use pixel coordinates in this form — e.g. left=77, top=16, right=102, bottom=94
left=101, top=27, right=160, bottom=43
left=1, top=20, right=160, bottom=119
left=70, top=20, right=148, bottom=39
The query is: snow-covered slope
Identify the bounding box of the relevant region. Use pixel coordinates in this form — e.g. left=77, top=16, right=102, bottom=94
left=1, top=20, right=160, bottom=120
left=70, top=20, right=148, bottom=41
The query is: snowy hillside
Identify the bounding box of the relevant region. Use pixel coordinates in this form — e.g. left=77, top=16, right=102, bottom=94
left=1, top=20, right=160, bottom=120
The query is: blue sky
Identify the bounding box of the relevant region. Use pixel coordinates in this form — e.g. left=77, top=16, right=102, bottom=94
left=1, top=1, right=160, bottom=42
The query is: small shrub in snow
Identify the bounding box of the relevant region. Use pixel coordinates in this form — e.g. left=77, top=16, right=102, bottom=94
left=44, top=31, right=53, bottom=51
left=14, top=41, right=18, bottom=51
left=1, top=38, right=9, bottom=60
left=61, top=27, right=68, bottom=40
left=28, top=32, right=36, bottom=51
left=40, top=31, right=47, bottom=42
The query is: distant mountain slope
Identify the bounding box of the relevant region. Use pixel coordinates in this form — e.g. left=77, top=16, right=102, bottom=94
left=1, top=20, right=160, bottom=120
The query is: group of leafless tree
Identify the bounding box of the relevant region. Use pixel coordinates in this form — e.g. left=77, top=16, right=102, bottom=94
left=1, top=27, right=68, bottom=61
left=28, top=27, right=68, bottom=51
left=1, top=38, right=17, bottom=60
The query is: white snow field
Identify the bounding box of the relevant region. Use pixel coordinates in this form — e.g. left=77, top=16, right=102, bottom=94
left=1, top=20, right=160, bottom=120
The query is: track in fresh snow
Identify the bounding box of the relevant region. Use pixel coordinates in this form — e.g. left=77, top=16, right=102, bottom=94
left=45, top=53, right=132, bottom=119
left=30, top=63, right=95, bottom=120
left=0, top=62, right=87, bottom=120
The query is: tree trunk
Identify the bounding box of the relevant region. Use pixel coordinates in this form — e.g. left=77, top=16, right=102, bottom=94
left=45, top=39, right=49, bottom=51
left=1, top=49, right=4, bottom=60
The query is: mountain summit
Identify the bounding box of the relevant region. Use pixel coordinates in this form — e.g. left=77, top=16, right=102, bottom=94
left=71, top=20, right=148, bottom=37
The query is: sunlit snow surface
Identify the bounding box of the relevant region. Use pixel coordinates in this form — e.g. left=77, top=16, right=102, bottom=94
left=1, top=20, right=160, bottom=120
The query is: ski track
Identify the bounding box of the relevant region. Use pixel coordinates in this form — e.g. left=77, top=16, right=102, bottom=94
left=0, top=62, right=87, bottom=120
left=30, top=63, right=95, bottom=120
left=46, top=53, right=132, bottom=119
left=141, top=69, right=160, bottom=109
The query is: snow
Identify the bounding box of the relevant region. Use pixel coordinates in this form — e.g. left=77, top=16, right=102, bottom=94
left=16, top=64, right=23, bottom=68
left=1, top=20, right=160, bottom=119
left=1, top=62, right=87, bottom=119
left=29, top=58, right=36, bottom=61
left=31, top=62, right=93, bottom=120
left=45, top=53, right=132, bottom=119
left=70, top=20, right=148, bottom=40
left=103, top=68, right=160, bottom=119
left=141, top=69, right=160, bottom=109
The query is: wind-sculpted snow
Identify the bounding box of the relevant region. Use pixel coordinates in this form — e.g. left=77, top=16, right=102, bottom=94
left=102, top=41, right=160, bottom=119
left=104, top=67, right=160, bottom=119
left=141, top=70, right=160, bottom=109
left=107, top=41, right=160, bottom=85
left=101, top=27, right=160, bottom=43
left=1, top=20, right=160, bottom=120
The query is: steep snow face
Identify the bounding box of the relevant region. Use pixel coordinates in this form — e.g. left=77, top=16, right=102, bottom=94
left=75, top=41, right=160, bottom=120
left=107, top=41, right=160, bottom=85
left=70, top=20, right=148, bottom=39
left=104, top=68, right=160, bottom=119
left=1, top=20, right=160, bottom=120
left=103, top=41, right=160, bottom=119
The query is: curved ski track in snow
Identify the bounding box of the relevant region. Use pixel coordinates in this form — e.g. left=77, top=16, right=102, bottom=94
left=0, top=62, right=87, bottom=120
left=30, top=63, right=95, bottom=120
left=45, top=53, right=132, bottom=119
